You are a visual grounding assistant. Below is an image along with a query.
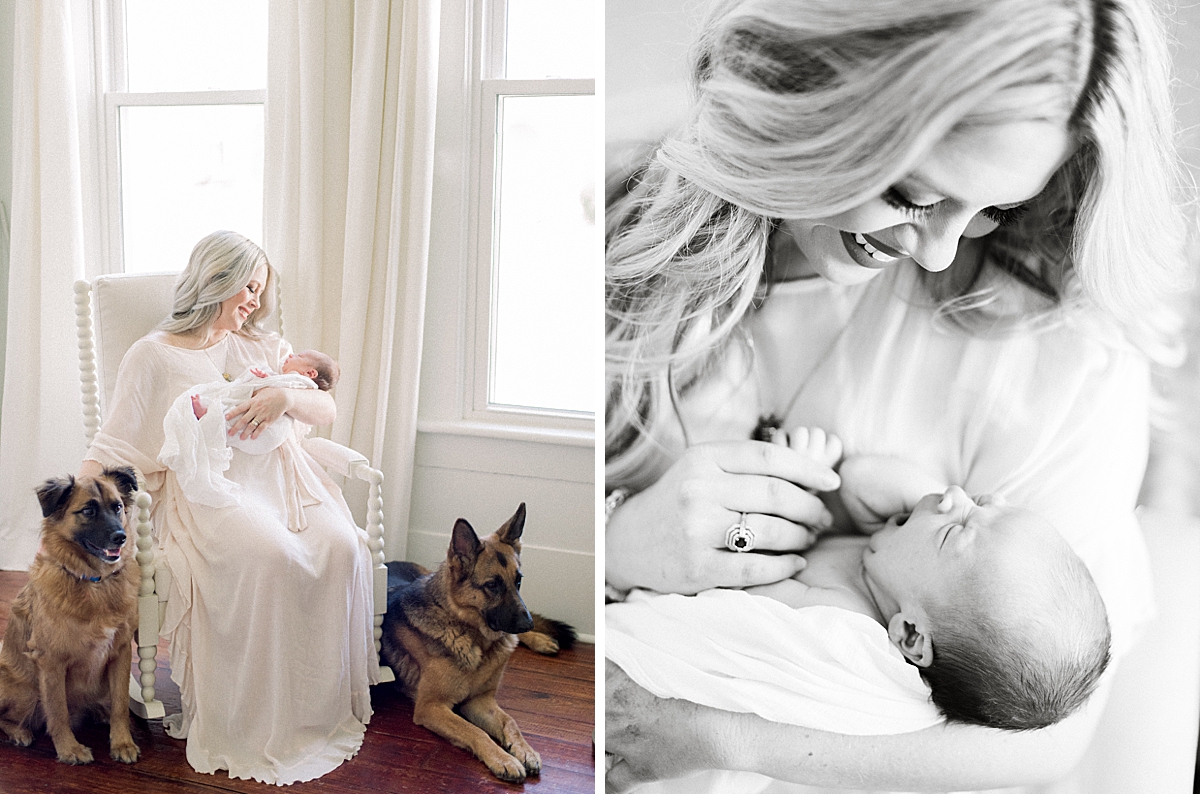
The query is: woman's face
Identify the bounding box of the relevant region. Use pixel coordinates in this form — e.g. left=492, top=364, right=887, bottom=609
left=781, top=119, right=1074, bottom=284
left=213, top=262, right=268, bottom=334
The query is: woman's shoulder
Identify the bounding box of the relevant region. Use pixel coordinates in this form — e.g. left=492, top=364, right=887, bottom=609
left=231, top=329, right=286, bottom=351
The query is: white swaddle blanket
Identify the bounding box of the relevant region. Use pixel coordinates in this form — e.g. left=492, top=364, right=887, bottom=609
left=607, top=588, right=941, bottom=733
left=159, top=369, right=316, bottom=508
left=607, top=589, right=942, bottom=794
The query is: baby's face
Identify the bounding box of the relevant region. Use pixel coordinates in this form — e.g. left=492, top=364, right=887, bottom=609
left=282, top=352, right=316, bottom=376
left=862, top=487, right=1061, bottom=614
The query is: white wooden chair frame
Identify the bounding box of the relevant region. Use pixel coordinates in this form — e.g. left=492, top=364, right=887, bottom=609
left=73, top=276, right=393, bottom=720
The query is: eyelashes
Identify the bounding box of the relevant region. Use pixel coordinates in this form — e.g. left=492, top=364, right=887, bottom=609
left=881, top=187, right=1029, bottom=228
left=978, top=204, right=1029, bottom=227
left=881, top=187, right=935, bottom=217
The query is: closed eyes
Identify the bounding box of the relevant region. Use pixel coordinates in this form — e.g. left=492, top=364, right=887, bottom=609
left=881, top=187, right=1029, bottom=228
left=939, top=522, right=961, bottom=549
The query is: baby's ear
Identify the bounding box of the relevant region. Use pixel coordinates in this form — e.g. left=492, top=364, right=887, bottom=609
left=887, top=612, right=934, bottom=667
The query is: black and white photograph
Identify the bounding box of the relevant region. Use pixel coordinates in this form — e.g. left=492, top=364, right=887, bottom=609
left=604, top=1, right=1200, bottom=792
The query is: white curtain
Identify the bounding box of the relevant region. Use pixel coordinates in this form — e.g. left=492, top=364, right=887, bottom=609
left=265, top=0, right=441, bottom=560
left=0, top=0, right=91, bottom=569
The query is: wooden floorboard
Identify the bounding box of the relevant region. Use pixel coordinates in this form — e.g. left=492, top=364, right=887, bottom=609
left=0, top=570, right=595, bottom=794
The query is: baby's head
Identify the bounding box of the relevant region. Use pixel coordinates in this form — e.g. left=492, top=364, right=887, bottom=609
left=861, top=487, right=1110, bottom=730
left=282, top=350, right=340, bottom=391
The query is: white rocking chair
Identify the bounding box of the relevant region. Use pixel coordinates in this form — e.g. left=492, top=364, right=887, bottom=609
left=73, top=273, right=394, bottom=720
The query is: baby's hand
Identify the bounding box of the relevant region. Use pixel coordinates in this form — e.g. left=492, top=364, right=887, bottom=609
left=252, top=368, right=269, bottom=378
left=785, top=427, right=843, bottom=470
left=191, top=394, right=207, bottom=420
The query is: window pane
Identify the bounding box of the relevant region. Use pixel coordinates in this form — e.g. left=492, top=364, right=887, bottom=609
left=490, top=94, right=596, bottom=414
left=124, top=0, right=267, bottom=91
left=505, top=0, right=595, bottom=78
left=119, top=104, right=263, bottom=273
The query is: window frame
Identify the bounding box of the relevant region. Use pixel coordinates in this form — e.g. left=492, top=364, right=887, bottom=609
left=93, top=0, right=266, bottom=276
left=461, top=0, right=597, bottom=433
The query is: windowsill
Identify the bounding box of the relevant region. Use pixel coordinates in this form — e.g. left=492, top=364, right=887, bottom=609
left=416, top=418, right=594, bottom=447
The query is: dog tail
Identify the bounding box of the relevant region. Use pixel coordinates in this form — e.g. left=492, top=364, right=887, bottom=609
left=518, top=614, right=578, bottom=655
left=386, top=560, right=427, bottom=591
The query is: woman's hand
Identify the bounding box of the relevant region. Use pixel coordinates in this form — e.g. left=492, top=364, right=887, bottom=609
left=606, top=440, right=839, bottom=594
left=606, top=661, right=723, bottom=793
left=226, top=387, right=291, bottom=441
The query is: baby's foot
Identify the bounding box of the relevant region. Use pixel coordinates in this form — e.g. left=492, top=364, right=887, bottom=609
left=787, top=427, right=843, bottom=469
left=191, top=394, right=207, bottom=420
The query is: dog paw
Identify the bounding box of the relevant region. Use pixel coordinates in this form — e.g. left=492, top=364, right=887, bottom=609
left=485, top=750, right=528, bottom=783
left=509, top=741, right=542, bottom=776
left=111, top=740, right=140, bottom=764
left=519, top=631, right=559, bottom=655
left=5, top=727, right=32, bottom=747
left=55, top=742, right=94, bottom=765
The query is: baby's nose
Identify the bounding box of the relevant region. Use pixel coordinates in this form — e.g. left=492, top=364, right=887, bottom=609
left=936, top=486, right=973, bottom=514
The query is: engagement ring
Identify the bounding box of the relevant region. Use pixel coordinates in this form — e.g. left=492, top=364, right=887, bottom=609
left=725, top=514, right=755, bottom=553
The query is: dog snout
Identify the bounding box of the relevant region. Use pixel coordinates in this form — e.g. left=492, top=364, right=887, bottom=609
left=486, top=598, right=534, bottom=635
left=111, top=529, right=127, bottom=547
left=512, top=606, right=534, bottom=634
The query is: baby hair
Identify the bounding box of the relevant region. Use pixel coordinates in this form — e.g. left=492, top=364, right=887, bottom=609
left=920, top=526, right=1111, bottom=730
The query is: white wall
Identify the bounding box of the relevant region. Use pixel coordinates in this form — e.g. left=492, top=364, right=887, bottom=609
left=406, top=0, right=596, bottom=639
left=0, top=0, right=14, bottom=415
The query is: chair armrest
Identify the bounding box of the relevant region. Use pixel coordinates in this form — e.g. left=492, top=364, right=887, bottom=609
left=301, top=437, right=369, bottom=479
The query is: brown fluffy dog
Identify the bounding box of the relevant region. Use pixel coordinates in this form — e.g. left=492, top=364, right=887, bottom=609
left=0, top=467, right=140, bottom=764
left=381, top=503, right=573, bottom=782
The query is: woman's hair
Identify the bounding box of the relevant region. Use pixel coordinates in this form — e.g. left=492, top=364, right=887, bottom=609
left=607, top=0, right=1191, bottom=489
left=921, top=531, right=1111, bottom=730
left=158, top=231, right=277, bottom=339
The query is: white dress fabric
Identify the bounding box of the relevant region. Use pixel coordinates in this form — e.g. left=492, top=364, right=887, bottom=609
left=86, top=332, right=379, bottom=785
left=159, top=368, right=317, bottom=509
left=607, top=589, right=941, bottom=733
left=671, top=263, right=1153, bottom=660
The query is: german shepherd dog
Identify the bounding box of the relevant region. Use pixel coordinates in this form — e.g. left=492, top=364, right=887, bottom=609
left=381, top=503, right=575, bottom=782
left=0, top=467, right=140, bottom=764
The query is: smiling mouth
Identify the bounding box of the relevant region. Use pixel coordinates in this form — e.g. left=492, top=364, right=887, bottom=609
left=83, top=539, right=123, bottom=563
left=853, top=232, right=906, bottom=262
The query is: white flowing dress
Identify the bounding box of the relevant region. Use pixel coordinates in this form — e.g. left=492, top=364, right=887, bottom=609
left=86, top=332, right=379, bottom=785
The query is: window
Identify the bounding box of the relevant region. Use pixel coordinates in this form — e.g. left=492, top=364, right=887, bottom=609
left=99, top=0, right=267, bottom=274
left=468, top=0, right=597, bottom=425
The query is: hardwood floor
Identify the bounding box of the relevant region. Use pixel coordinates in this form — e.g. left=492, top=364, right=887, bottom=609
left=0, top=570, right=595, bottom=794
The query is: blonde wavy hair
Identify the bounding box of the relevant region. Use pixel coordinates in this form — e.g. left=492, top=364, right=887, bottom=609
left=158, top=231, right=277, bottom=340
left=607, top=0, right=1191, bottom=490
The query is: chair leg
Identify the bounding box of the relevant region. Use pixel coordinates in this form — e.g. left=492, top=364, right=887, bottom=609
left=129, top=490, right=165, bottom=719
left=352, top=462, right=395, bottom=683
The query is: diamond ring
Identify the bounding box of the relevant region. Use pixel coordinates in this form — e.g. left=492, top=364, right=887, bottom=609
left=725, top=514, right=755, bottom=553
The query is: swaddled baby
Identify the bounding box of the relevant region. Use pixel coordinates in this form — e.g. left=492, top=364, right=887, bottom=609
left=607, top=428, right=1111, bottom=735
left=159, top=350, right=339, bottom=508
left=749, top=428, right=1111, bottom=730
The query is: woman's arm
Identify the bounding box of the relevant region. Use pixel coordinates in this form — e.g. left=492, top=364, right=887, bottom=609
left=605, top=661, right=1101, bottom=792
left=226, top=387, right=336, bottom=440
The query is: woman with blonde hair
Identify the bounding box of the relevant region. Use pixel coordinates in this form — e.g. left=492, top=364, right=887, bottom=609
left=81, top=230, right=378, bottom=784
left=605, top=0, right=1189, bottom=789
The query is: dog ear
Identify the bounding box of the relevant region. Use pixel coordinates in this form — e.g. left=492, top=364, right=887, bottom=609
left=105, top=466, right=139, bottom=501
left=450, top=519, right=482, bottom=566
left=497, top=503, right=526, bottom=546
left=35, top=476, right=76, bottom=519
